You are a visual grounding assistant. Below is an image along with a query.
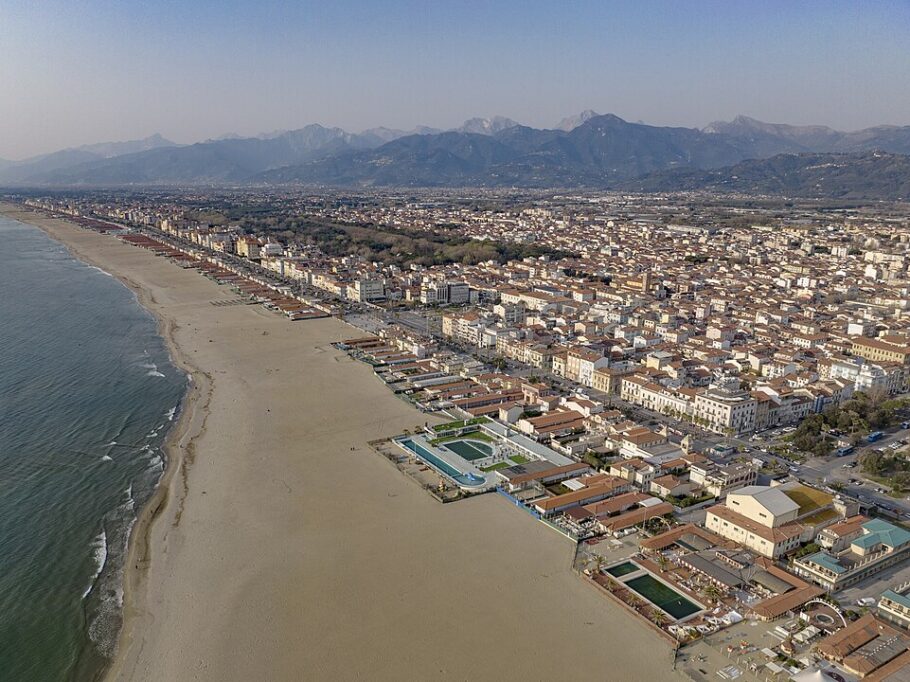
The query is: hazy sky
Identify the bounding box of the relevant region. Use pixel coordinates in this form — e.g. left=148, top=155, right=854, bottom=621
left=1, top=0, right=909, bottom=159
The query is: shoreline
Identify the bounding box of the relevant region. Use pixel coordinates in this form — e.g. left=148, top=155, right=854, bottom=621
left=0, top=203, right=208, bottom=680
left=1, top=202, right=682, bottom=682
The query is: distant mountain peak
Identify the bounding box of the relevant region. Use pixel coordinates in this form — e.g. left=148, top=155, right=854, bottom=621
left=359, top=126, right=442, bottom=143
left=457, top=116, right=520, bottom=135
left=703, top=115, right=836, bottom=137
left=74, top=134, right=177, bottom=158
left=7, top=114, right=910, bottom=193
left=556, top=109, right=601, bottom=131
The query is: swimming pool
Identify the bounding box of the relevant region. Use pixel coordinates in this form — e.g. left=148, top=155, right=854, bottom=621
left=606, top=561, right=639, bottom=577
left=398, top=438, right=487, bottom=488
left=442, top=438, right=494, bottom=461
left=625, top=574, right=701, bottom=620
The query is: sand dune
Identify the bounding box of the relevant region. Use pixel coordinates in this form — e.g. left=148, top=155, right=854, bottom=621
left=1, top=204, right=681, bottom=681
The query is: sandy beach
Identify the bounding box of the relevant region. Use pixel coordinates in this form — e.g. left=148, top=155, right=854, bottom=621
left=2, top=203, right=682, bottom=682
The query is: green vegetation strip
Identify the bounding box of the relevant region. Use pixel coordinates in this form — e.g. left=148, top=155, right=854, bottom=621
left=429, top=431, right=496, bottom=446
left=480, top=462, right=511, bottom=472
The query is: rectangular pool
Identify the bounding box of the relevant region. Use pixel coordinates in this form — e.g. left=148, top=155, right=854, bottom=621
left=443, top=439, right=493, bottom=461
left=625, top=574, right=701, bottom=620
left=606, top=561, right=639, bottom=577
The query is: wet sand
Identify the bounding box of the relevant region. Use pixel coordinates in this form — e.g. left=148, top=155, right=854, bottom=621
left=2, top=204, right=682, bottom=682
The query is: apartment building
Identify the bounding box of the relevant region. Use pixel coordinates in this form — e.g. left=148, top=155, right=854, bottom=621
left=350, top=278, right=385, bottom=302
left=565, top=348, right=609, bottom=387
left=420, top=281, right=470, bottom=305
left=879, top=584, right=910, bottom=630
left=694, top=387, right=757, bottom=435
left=792, top=519, right=910, bottom=592
left=441, top=312, right=490, bottom=347
left=689, top=462, right=757, bottom=498
left=851, top=336, right=910, bottom=367
left=592, top=363, right=636, bottom=395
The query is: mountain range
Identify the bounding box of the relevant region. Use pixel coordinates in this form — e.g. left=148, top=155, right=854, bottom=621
left=619, top=151, right=910, bottom=200
left=2, top=113, right=909, bottom=198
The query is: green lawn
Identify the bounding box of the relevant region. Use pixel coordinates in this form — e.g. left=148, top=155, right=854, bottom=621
left=430, top=416, right=490, bottom=433
left=480, top=461, right=511, bottom=472
left=429, top=431, right=496, bottom=446
left=510, top=454, right=529, bottom=464
left=431, top=419, right=468, bottom=433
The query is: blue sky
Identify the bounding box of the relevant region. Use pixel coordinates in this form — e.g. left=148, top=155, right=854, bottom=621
left=1, top=0, right=909, bottom=158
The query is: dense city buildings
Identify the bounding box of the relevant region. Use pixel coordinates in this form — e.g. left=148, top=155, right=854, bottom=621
left=8, top=186, right=910, bottom=681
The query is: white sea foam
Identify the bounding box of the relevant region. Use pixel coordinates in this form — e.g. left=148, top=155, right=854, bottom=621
left=89, top=265, right=114, bottom=277
left=101, top=455, right=113, bottom=462
left=165, top=406, right=177, bottom=421
left=105, top=440, right=118, bottom=446
left=82, top=529, right=108, bottom=599
left=147, top=370, right=166, bottom=378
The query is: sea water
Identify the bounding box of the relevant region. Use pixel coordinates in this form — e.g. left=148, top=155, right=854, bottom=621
left=0, top=216, right=185, bottom=680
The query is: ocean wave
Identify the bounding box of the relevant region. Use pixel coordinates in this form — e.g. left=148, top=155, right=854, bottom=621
left=165, top=406, right=177, bottom=421
left=88, top=265, right=114, bottom=278
left=141, top=361, right=165, bottom=377
left=82, top=529, right=108, bottom=599
left=86, top=485, right=138, bottom=652
left=100, top=455, right=113, bottom=462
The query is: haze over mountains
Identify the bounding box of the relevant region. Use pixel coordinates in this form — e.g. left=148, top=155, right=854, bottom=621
left=2, top=113, right=910, bottom=199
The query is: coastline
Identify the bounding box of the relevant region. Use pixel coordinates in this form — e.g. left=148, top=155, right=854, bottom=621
left=0, top=202, right=208, bottom=680
left=1, top=203, right=683, bottom=682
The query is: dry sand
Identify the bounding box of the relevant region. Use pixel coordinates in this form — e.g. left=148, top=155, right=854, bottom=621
left=2, top=204, right=683, bottom=682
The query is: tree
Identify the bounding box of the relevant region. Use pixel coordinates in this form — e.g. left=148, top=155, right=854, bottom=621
left=650, top=609, right=669, bottom=627
left=892, top=471, right=910, bottom=493
left=860, top=450, right=887, bottom=475
left=703, top=584, right=723, bottom=604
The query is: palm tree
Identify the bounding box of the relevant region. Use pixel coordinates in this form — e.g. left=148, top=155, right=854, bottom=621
left=650, top=609, right=669, bottom=627
left=656, top=555, right=671, bottom=573
left=704, top=584, right=722, bottom=604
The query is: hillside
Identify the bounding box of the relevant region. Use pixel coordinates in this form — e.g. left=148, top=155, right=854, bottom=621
left=619, top=151, right=910, bottom=200
left=5, top=114, right=910, bottom=193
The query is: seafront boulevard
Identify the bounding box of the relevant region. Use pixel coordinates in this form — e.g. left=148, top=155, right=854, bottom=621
left=0, top=204, right=682, bottom=682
